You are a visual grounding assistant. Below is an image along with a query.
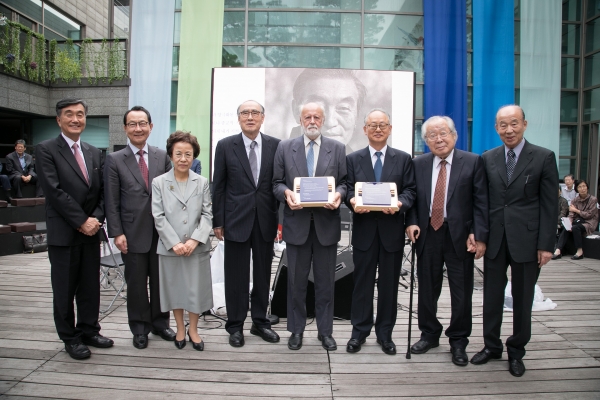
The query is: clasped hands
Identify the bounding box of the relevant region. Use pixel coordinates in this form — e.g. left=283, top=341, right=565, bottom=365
left=78, top=217, right=101, bottom=236
left=284, top=189, right=342, bottom=210
left=172, top=239, right=199, bottom=256
left=20, top=175, right=32, bottom=183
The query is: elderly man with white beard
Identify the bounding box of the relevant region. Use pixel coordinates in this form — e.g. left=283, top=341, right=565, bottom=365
left=273, top=102, right=347, bottom=351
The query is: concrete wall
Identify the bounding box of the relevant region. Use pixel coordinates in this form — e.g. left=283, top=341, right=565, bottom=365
left=1, top=74, right=129, bottom=150
left=47, top=0, right=111, bottom=39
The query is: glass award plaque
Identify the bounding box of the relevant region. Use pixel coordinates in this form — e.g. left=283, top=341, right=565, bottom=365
left=354, top=182, right=399, bottom=211
left=293, top=176, right=335, bottom=207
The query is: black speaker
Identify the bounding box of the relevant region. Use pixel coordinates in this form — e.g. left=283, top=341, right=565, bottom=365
left=270, top=249, right=354, bottom=320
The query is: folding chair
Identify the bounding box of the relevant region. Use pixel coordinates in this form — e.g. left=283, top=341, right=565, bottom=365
left=99, top=226, right=127, bottom=313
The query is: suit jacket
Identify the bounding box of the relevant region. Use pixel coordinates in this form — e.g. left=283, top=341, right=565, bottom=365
left=5, top=151, right=37, bottom=179
left=483, top=140, right=558, bottom=263
left=104, top=145, right=171, bottom=253
left=35, top=135, right=104, bottom=246
left=273, top=135, right=347, bottom=247
left=212, top=132, right=280, bottom=243
left=151, top=169, right=212, bottom=256
left=406, top=149, right=489, bottom=260
left=345, top=146, right=416, bottom=253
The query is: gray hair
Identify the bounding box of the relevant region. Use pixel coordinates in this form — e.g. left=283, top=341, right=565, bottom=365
left=298, top=102, right=325, bottom=121
left=363, top=108, right=391, bottom=125
left=237, top=100, right=265, bottom=115
left=421, top=116, right=457, bottom=141
left=497, top=104, right=525, bottom=120
left=15, top=139, right=26, bottom=146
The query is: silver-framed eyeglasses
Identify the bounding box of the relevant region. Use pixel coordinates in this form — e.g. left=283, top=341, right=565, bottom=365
left=239, top=110, right=262, bottom=118
left=366, top=123, right=390, bottom=130
left=426, top=131, right=451, bottom=141
left=126, top=121, right=149, bottom=129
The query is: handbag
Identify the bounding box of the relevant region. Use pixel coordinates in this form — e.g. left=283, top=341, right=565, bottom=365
left=23, top=233, right=48, bottom=253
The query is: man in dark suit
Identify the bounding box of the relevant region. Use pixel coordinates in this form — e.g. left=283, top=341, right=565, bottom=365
left=405, top=116, right=489, bottom=366
left=212, top=100, right=281, bottom=347
left=470, top=105, right=558, bottom=377
left=273, top=102, right=347, bottom=351
left=345, top=109, right=416, bottom=355
left=35, top=98, right=114, bottom=360
left=104, top=106, right=175, bottom=349
left=5, top=139, right=44, bottom=198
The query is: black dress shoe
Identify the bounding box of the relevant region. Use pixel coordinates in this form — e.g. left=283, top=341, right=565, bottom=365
left=318, top=334, right=337, bottom=351
left=571, top=254, right=584, bottom=260
left=250, top=323, right=280, bottom=343
left=64, top=343, right=91, bottom=360
left=450, top=347, right=468, bottom=366
left=288, top=333, right=303, bottom=350
left=174, top=334, right=186, bottom=349
left=508, top=357, right=526, bottom=377
left=81, top=334, right=114, bottom=348
left=470, top=347, right=502, bottom=364
left=346, top=338, right=366, bottom=353
left=551, top=253, right=562, bottom=260
left=377, top=339, right=396, bottom=355
left=133, top=334, right=148, bottom=349
left=410, top=339, right=439, bottom=354
left=188, top=330, right=204, bottom=351
left=152, top=328, right=176, bottom=341
left=229, top=331, right=245, bottom=347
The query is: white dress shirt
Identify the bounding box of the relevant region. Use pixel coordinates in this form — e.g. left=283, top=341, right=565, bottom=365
left=61, top=132, right=87, bottom=170
left=304, top=134, right=321, bottom=177
left=129, top=142, right=149, bottom=166
left=504, top=138, right=526, bottom=165
left=368, top=145, right=388, bottom=169
left=242, top=132, right=262, bottom=175
left=429, top=149, right=454, bottom=218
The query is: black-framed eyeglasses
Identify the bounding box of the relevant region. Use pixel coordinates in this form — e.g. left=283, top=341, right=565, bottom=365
left=126, top=121, right=149, bottom=129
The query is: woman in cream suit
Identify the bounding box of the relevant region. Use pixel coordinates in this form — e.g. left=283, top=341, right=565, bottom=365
left=152, top=131, right=213, bottom=351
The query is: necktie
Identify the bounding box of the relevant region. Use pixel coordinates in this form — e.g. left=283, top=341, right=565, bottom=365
left=138, top=150, right=149, bottom=188
left=72, top=143, right=89, bottom=184
left=374, top=151, right=383, bottom=182
left=431, top=160, right=447, bottom=231
left=249, top=140, right=258, bottom=184
left=307, top=140, right=315, bottom=177
left=506, top=149, right=516, bottom=183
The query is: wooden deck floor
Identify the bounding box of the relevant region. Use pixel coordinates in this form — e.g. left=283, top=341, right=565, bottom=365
left=1, top=239, right=599, bottom=399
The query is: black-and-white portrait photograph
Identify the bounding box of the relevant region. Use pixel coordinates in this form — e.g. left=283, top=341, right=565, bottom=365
left=264, top=68, right=392, bottom=154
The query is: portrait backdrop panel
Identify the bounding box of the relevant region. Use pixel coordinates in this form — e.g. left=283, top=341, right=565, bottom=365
left=211, top=67, right=415, bottom=179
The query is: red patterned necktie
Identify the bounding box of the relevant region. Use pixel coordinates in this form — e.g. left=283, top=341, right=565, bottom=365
left=431, top=160, right=447, bottom=231
left=138, top=150, right=149, bottom=188
left=72, top=143, right=89, bottom=184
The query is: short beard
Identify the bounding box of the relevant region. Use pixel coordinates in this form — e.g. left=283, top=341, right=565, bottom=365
left=302, top=125, right=321, bottom=140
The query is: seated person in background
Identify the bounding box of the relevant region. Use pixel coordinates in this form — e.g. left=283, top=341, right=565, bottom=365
left=0, top=163, right=12, bottom=201
left=190, top=158, right=201, bottom=175
left=5, top=140, right=44, bottom=198
left=561, top=174, right=577, bottom=205
left=553, top=179, right=599, bottom=260
left=557, top=187, right=569, bottom=235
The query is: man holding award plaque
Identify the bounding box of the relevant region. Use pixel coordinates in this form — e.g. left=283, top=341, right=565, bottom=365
left=345, top=109, right=416, bottom=355
left=272, top=102, right=347, bottom=351
left=405, top=116, right=488, bottom=367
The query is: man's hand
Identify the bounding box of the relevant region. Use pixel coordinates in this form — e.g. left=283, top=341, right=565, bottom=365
left=406, top=225, right=420, bottom=243
left=467, top=234, right=476, bottom=253
left=114, top=234, right=128, bottom=254
left=475, top=241, right=486, bottom=260
left=285, top=189, right=302, bottom=210
left=172, top=243, right=187, bottom=256
left=183, top=239, right=199, bottom=256
left=538, top=250, right=552, bottom=268
left=21, top=175, right=31, bottom=182
left=382, top=201, right=402, bottom=215
left=324, top=192, right=341, bottom=210
left=213, top=227, right=224, bottom=241
left=349, top=197, right=369, bottom=214
left=78, top=217, right=101, bottom=236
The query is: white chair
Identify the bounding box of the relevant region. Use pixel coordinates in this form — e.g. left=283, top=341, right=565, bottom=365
left=99, top=226, right=126, bottom=313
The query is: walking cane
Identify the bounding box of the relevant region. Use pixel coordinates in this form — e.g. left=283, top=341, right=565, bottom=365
left=406, top=233, right=417, bottom=359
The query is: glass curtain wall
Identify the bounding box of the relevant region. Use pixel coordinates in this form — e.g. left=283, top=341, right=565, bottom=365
left=0, top=0, right=81, bottom=39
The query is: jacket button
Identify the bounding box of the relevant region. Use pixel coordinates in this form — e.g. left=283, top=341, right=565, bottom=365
left=505, top=205, right=508, bottom=207
left=184, top=234, right=188, bottom=238
left=183, top=206, right=186, bottom=210
left=183, top=220, right=187, bottom=224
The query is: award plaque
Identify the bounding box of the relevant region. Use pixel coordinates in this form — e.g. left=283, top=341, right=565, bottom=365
left=293, top=176, right=335, bottom=207
left=354, top=182, right=399, bottom=211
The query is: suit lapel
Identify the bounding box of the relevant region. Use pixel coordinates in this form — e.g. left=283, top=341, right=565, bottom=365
left=123, top=146, right=147, bottom=191
left=494, top=147, right=508, bottom=187
left=257, top=133, right=270, bottom=188
left=446, top=150, right=464, bottom=203
left=423, top=153, right=434, bottom=209
left=81, top=142, right=94, bottom=186
left=315, top=137, right=332, bottom=176
left=10, top=153, right=24, bottom=174
left=183, top=173, right=199, bottom=202
left=147, top=146, right=160, bottom=189
left=164, top=170, right=185, bottom=205
left=358, top=147, right=376, bottom=182
left=233, top=133, right=256, bottom=187
left=57, top=135, right=88, bottom=186
left=509, top=141, right=533, bottom=186
left=380, top=147, right=396, bottom=183
left=292, top=136, right=309, bottom=176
